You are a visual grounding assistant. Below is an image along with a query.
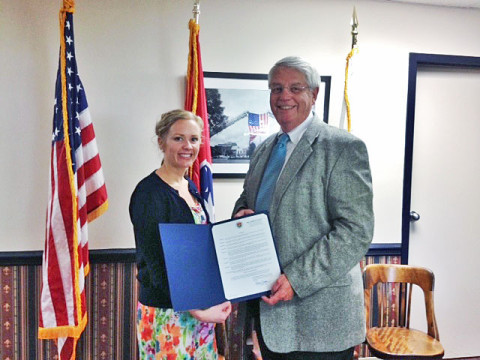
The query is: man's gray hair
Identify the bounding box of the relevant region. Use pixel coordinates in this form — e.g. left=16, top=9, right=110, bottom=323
left=268, top=56, right=321, bottom=90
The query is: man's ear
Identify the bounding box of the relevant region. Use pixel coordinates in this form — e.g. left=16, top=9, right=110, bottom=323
left=311, top=87, right=319, bottom=105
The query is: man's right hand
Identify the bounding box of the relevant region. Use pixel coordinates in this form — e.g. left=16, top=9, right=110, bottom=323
left=233, top=208, right=255, bottom=218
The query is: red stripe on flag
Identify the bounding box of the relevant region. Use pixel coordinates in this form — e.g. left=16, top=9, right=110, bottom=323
left=82, top=154, right=102, bottom=179
left=59, top=337, right=75, bottom=360
left=46, top=226, right=69, bottom=325
left=79, top=204, right=88, bottom=228
left=86, top=184, right=108, bottom=214
left=55, top=142, right=75, bottom=257
left=80, top=123, right=95, bottom=145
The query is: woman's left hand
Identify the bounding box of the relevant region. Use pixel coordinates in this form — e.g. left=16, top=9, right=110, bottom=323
left=189, top=301, right=232, bottom=323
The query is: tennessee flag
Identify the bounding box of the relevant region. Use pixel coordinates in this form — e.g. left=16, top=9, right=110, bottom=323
left=185, top=18, right=214, bottom=220
left=38, top=5, right=108, bottom=359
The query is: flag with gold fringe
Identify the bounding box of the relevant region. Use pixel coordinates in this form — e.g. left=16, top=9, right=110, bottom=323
left=185, top=17, right=215, bottom=220
left=38, top=2, right=108, bottom=359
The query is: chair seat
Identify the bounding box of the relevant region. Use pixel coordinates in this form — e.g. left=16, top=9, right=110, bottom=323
left=366, top=327, right=444, bottom=359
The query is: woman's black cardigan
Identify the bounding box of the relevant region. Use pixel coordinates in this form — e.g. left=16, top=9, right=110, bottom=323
left=129, top=171, right=210, bottom=308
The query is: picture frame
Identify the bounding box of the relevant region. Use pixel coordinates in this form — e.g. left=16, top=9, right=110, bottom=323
left=204, top=71, right=331, bottom=178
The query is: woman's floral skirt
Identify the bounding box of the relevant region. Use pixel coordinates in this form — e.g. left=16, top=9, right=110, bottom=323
left=137, top=302, right=218, bottom=360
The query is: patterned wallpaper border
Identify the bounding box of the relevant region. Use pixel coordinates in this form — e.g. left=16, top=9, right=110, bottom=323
left=0, top=245, right=402, bottom=359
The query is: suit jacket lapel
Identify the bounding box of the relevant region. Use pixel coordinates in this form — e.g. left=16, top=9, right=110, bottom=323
left=269, top=117, right=323, bottom=222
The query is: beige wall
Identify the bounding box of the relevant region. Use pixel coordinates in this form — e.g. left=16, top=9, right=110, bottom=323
left=1, top=0, right=479, bottom=251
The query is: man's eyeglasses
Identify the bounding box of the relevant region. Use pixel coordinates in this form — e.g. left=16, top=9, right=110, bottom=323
left=270, top=85, right=310, bottom=95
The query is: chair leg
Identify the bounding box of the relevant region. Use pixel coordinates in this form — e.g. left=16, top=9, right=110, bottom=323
left=353, top=344, right=361, bottom=359
left=251, top=330, right=262, bottom=360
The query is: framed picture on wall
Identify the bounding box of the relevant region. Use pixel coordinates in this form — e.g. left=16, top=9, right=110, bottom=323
left=204, top=71, right=331, bottom=178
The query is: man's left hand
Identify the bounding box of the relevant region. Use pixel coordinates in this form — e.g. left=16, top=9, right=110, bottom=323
left=262, top=274, right=294, bottom=305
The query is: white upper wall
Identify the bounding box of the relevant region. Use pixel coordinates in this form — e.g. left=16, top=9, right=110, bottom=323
left=1, top=0, right=479, bottom=250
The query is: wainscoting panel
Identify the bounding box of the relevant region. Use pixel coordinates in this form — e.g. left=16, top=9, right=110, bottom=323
left=1, top=259, right=138, bottom=359
left=0, top=249, right=401, bottom=359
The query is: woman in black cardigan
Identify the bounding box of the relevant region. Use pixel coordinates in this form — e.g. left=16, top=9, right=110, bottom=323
left=130, top=109, right=231, bottom=359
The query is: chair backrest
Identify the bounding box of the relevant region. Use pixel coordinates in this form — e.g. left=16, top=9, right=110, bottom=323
left=363, top=264, right=440, bottom=340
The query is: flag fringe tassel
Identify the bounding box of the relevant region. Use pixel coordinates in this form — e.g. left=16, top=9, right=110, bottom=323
left=38, top=312, right=88, bottom=339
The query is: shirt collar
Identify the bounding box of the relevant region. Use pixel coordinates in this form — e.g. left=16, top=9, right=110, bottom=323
left=281, top=111, right=314, bottom=145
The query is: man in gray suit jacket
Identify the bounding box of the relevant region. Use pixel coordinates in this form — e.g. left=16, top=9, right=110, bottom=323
left=233, top=57, right=374, bottom=359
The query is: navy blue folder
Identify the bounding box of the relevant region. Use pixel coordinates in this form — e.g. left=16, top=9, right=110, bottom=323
left=158, top=213, right=279, bottom=311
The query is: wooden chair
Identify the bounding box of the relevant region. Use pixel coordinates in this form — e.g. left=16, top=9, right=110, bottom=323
left=363, top=264, right=444, bottom=359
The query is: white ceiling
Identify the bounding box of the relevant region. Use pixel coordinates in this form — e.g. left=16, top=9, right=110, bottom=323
left=384, top=0, right=480, bottom=8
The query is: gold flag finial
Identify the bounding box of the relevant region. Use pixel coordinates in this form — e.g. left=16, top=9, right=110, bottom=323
left=351, top=6, right=359, bottom=49
left=193, top=0, right=200, bottom=24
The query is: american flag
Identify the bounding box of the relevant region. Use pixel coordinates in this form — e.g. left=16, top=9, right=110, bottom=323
left=248, top=112, right=270, bottom=135
left=38, top=10, right=108, bottom=360
left=185, top=18, right=214, bottom=220
left=248, top=112, right=270, bottom=143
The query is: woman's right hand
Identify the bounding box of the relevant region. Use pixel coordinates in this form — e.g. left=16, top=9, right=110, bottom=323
left=189, top=301, right=232, bottom=323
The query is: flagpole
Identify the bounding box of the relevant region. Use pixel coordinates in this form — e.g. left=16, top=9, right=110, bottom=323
left=351, top=6, right=358, bottom=50
left=193, top=0, right=200, bottom=23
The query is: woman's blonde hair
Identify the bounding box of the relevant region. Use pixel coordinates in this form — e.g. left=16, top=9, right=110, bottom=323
left=155, top=109, right=204, bottom=142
